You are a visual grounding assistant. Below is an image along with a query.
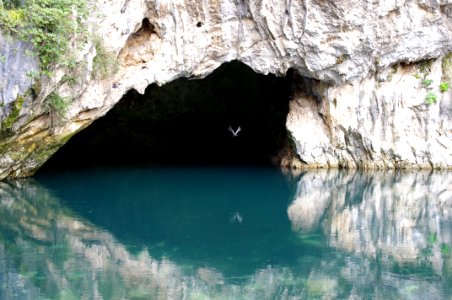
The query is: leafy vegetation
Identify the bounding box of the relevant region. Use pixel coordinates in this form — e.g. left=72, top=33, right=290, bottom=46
left=421, top=79, right=433, bottom=87
left=425, top=92, right=437, bottom=105
left=439, top=82, right=449, bottom=93
left=92, top=35, right=119, bottom=79
left=417, top=76, right=438, bottom=106
left=0, top=0, right=120, bottom=127
left=0, top=94, right=25, bottom=133
left=410, top=59, right=449, bottom=105
left=43, top=92, right=70, bottom=125
left=441, top=243, right=451, bottom=256
left=427, top=232, right=438, bottom=245
left=0, top=0, right=88, bottom=74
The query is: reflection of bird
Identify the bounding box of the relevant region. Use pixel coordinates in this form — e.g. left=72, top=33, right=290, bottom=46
left=228, top=126, right=241, bottom=137
left=230, top=212, right=243, bottom=224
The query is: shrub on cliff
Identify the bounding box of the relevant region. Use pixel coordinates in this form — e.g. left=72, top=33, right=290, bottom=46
left=0, top=0, right=88, bottom=74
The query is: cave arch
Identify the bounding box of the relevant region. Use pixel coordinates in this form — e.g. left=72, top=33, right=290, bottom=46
left=39, top=61, right=294, bottom=172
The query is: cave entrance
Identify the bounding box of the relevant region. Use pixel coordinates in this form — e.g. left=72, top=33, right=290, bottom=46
left=39, top=61, right=293, bottom=172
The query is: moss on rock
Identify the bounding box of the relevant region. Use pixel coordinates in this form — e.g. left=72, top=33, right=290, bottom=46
left=1, top=94, right=25, bottom=133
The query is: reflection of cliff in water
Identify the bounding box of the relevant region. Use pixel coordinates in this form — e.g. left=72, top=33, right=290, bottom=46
left=0, top=180, right=185, bottom=299
left=36, top=167, right=299, bottom=278
left=1, top=171, right=452, bottom=299
left=0, top=176, right=333, bottom=299
left=0, top=179, right=308, bottom=299
left=288, top=171, right=452, bottom=297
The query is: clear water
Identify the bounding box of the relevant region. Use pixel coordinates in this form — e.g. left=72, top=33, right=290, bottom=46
left=1, top=167, right=451, bottom=299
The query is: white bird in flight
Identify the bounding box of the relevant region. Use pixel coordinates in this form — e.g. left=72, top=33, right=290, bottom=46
left=228, top=126, right=241, bottom=137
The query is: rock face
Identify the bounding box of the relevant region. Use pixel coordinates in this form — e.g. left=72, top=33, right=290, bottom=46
left=286, top=57, right=452, bottom=169
left=0, top=0, right=452, bottom=178
left=0, top=32, right=39, bottom=108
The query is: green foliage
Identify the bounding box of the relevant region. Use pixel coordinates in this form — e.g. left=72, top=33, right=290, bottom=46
left=92, top=35, right=118, bottom=79
left=2, top=0, right=23, bottom=9
left=421, top=79, right=433, bottom=87
left=0, top=0, right=88, bottom=73
left=411, top=61, right=447, bottom=105
left=44, top=92, right=70, bottom=122
left=26, top=70, right=40, bottom=79
left=61, top=74, right=78, bottom=86
left=427, top=232, right=438, bottom=245
left=441, top=243, right=451, bottom=256
left=439, top=82, right=449, bottom=93
left=425, top=92, right=437, bottom=105
left=1, top=94, right=25, bottom=132
left=0, top=6, right=24, bottom=29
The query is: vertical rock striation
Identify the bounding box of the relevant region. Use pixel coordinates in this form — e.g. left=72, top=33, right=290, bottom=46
left=0, top=32, right=39, bottom=108
left=286, top=57, right=452, bottom=169
left=0, top=0, right=451, bottom=178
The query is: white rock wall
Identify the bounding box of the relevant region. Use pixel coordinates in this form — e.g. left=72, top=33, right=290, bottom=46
left=0, top=32, right=39, bottom=116
left=0, top=0, right=451, bottom=178
left=286, top=57, right=452, bottom=169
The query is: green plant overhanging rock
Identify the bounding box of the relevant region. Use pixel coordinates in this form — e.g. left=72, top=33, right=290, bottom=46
left=408, top=56, right=452, bottom=106
left=425, top=92, right=437, bottom=105
left=43, top=92, right=70, bottom=126
left=92, top=35, right=119, bottom=79
left=0, top=0, right=89, bottom=74
left=439, top=82, right=450, bottom=93
left=421, top=79, right=433, bottom=87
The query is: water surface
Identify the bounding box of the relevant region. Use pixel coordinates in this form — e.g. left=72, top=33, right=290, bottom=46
left=0, top=168, right=451, bottom=299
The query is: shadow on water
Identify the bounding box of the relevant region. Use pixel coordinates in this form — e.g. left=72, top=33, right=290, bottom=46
left=0, top=169, right=451, bottom=299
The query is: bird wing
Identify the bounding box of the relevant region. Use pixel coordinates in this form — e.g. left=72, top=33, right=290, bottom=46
left=228, top=126, right=234, bottom=134
left=236, top=126, right=241, bottom=134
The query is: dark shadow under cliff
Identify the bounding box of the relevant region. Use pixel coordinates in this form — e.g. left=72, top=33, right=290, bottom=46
left=39, top=61, right=293, bottom=172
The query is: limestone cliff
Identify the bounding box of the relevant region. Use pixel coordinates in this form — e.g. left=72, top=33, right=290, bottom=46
left=285, top=58, right=452, bottom=169
left=0, top=0, right=452, bottom=178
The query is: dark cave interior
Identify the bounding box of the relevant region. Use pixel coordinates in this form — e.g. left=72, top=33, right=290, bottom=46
left=39, top=61, right=294, bottom=172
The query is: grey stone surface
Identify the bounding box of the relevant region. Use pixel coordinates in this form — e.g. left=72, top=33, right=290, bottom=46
left=0, top=32, right=38, bottom=118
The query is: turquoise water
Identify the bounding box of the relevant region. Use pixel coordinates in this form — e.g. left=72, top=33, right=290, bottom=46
left=1, top=168, right=451, bottom=299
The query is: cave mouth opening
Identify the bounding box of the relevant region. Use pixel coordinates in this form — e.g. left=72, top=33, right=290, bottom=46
left=39, top=61, right=294, bottom=173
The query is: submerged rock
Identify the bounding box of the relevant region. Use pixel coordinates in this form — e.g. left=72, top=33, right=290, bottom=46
left=0, top=0, right=451, bottom=178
